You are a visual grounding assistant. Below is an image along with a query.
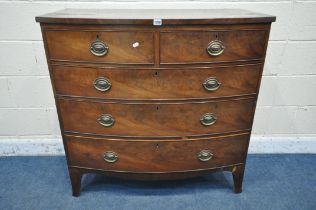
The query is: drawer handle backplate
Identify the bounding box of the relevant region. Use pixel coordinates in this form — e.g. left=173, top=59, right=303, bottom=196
left=203, top=77, right=221, bottom=91
left=90, top=40, right=109, bottom=57
left=98, top=114, right=115, bottom=127
left=197, top=150, right=213, bottom=162
left=94, top=77, right=111, bottom=92
left=207, top=40, right=225, bottom=56
left=200, top=113, right=217, bottom=126
left=103, top=151, right=118, bottom=163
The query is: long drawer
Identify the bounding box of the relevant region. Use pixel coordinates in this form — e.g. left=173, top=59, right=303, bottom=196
left=58, top=98, right=255, bottom=137
left=66, top=133, right=249, bottom=172
left=53, top=64, right=261, bottom=100
left=45, top=30, right=155, bottom=64
left=160, top=30, right=268, bottom=64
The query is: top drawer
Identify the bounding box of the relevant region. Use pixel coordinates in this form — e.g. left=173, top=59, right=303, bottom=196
left=45, top=30, right=155, bottom=64
left=160, top=30, right=268, bottom=64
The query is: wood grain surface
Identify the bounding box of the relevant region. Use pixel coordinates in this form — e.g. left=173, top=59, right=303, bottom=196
left=36, top=9, right=276, bottom=25
left=160, top=30, right=268, bottom=64
left=46, top=30, right=155, bottom=64
left=66, top=133, right=249, bottom=172
left=58, top=98, right=255, bottom=137
left=52, top=64, right=262, bottom=100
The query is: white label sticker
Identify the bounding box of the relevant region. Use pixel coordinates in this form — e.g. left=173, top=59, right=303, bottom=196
left=153, top=18, right=162, bottom=26
left=132, top=42, right=140, bottom=48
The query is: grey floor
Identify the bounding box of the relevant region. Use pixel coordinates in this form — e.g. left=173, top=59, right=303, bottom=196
left=0, top=155, right=315, bottom=210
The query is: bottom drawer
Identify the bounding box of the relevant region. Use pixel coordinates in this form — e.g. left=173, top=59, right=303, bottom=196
left=66, top=133, right=249, bottom=173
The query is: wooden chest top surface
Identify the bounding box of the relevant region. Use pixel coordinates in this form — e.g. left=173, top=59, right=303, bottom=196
left=36, top=9, right=276, bottom=25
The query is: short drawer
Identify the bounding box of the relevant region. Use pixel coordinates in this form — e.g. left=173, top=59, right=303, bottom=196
left=58, top=98, right=255, bottom=137
left=66, top=133, right=249, bottom=172
left=53, top=64, right=261, bottom=100
left=45, top=30, right=154, bottom=64
left=160, top=30, right=268, bottom=64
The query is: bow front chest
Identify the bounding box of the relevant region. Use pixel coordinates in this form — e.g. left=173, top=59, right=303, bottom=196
left=36, top=9, right=275, bottom=196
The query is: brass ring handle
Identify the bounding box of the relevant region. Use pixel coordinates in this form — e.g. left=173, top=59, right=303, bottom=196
left=200, top=113, right=217, bottom=126
left=197, top=150, right=213, bottom=162
left=207, top=40, right=225, bottom=56
left=93, top=77, right=111, bottom=92
left=203, top=77, right=221, bottom=91
left=97, top=114, right=115, bottom=127
left=103, top=151, right=118, bottom=163
left=90, top=40, right=108, bottom=57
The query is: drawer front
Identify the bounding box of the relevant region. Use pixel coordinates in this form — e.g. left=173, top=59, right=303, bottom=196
left=53, top=64, right=261, bottom=99
left=59, top=98, right=255, bottom=137
left=160, top=30, right=268, bottom=64
left=66, top=133, right=249, bottom=172
left=45, top=30, right=154, bottom=64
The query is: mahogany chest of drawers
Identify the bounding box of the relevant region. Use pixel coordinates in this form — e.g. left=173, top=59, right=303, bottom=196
left=36, top=9, right=275, bottom=196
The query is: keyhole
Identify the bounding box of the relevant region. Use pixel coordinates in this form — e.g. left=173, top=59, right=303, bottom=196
left=156, top=106, right=159, bottom=110
left=156, top=143, right=159, bottom=149
left=154, top=71, right=159, bottom=76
